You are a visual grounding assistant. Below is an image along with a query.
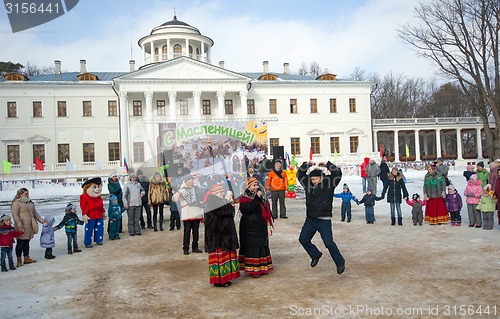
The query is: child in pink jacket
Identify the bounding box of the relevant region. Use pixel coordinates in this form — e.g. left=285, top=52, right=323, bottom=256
left=463, top=174, right=483, bottom=228
left=405, top=193, right=427, bottom=226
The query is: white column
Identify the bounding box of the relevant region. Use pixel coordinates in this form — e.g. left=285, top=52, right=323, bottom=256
left=217, top=91, right=225, bottom=119
left=239, top=90, right=248, bottom=117
left=144, top=91, right=154, bottom=165
left=423, top=133, right=429, bottom=156
left=119, top=92, right=130, bottom=164
left=150, top=41, right=155, bottom=62
left=185, top=39, right=189, bottom=57
left=476, top=128, right=483, bottom=158
left=414, top=129, right=421, bottom=161
left=193, top=91, right=201, bottom=120
left=207, top=47, right=211, bottom=64
left=168, top=91, right=177, bottom=121
left=393, top=130, right=399, bottom=162
left=166, top=38, right=171, bottom=60
left=373, top=130, right=379, bottom=155
left=456, top=129, right=463, bottom=160
left=436, top=129, right=442, bottom=159
left=201, top=41, right=205, bottom=62
left=142, top=46, right=146, bottom=65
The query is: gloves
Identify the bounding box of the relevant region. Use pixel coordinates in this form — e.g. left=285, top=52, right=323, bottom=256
left=82, top=215, right=89, bottom=224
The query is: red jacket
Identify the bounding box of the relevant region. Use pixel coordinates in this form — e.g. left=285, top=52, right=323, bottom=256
left=360, top=157, right=369, bottom=178
left=80, top=193, right=105, bottom=219
left=0, top=225, right=23, bottom=248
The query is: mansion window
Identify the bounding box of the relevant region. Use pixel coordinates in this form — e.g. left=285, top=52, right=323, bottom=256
left=83, top=101, right=92, bottom=117
left=310, top=99, right=318, bottom=113
left=290, top=99, right=298, bottom=113
left=108, top=142, right=120, bottom=161
left=174, top=44, right=182, bottom=58
left=33, top=144, right=45, bottom=162
left=33, top=101, right=42, bottom=117
left=269, top=138, right=279, bottom=156
left=311, top=137, right=320, bottom=154
left=180, top=100, right=189, bottom=115
left=58, top=101, right=67, bottom=117
left=57, top=144, right=69, bottom=163
left=350, top=136, right=359, bottom=153
left=269, top=99, right=277, bottom=114
left=291, top=138, right=301, bottom=156
left=330, top=98, right=337, bottom=113
left=134, top=142, right=145, bottom=162
left=83, top=143, right=95, bottom=162
left=154, top=47, right=159, bottom=62
left=330, top=137, right=340, bottom=154
left=162, top=45, right=168, bottom=60
left=349, top=98, right=356, bottom=113
left=7, top=101, right=17, bottom=118
left=133, top=101, right=142, bottom=116
left=108, top=101, right=117, bottom=116
left=202, top=100, right=211, bottom=115
left=225, top=100, right=233, bottom=114
left=189, top=45, right=193, bottom=58
left=247, top=99, right=255, bottom=114
left=157, top=100, right=166, bottom=116
left=7, top=145, right=20, bottom=164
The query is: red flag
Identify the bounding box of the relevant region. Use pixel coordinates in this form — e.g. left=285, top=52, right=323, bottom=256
left=35, top=158, right=44, bottom=171
left=309, top=147, right=313, bottom=161
left=379, top=144, right=383, bottom=157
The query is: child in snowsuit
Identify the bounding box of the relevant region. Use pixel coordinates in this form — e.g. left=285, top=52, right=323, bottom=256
left=358, top=187, right=384, bottom=224
left=55, top=203, right=84, bottom=254
left=0, top=215, right=24, bottom=271
left=40, top=215, right=56, bottom=259
left=169, top=187, right=181, bottom=231
left=445, top=185, right=463, bottom=226
left=463, top=174, right=483, bottom=228
left=405, top=193, right=426, bottom=226
left=476, top=184, right=496, bottom=230
left=333, top=183, right=359, bottom=222
left=108, top=195, right=123, bottom=240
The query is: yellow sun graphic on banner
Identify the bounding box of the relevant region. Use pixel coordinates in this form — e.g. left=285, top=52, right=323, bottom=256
left=247, top=120, right=268, bottom=144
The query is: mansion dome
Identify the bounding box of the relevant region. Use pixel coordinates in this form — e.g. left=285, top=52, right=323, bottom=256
left=138, top=15, right=214, bottom=66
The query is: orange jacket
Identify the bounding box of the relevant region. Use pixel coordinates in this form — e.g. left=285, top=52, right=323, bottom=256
left=266, top=170, right=288, bottom=191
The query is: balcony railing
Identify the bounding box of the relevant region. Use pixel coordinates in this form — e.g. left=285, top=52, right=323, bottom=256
left=7, top=161, right=121, bottom=174
left=373, top=117, right=495, bottom=126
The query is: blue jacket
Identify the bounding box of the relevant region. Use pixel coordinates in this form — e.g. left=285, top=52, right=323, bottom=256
left=54, top=212, right=84, bottom=234
left=334, top=191, right=359, bottom=204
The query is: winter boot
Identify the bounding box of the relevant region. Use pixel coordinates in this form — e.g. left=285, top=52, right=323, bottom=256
left=9, top=262, right=16, bottom=270
left=74, top=247, right=82, bottom=253
left=153, top=215, right=158, bottom=232
left=451, top=222, right=456, bottom=226
left=23, top=256, right=36, bottom=264
left=17, top=257, right=23, bottom=267
left=159, top=216, right=164, bottom=231
left=68, top=249, right=73, bottom=254
left=45, top=252, right=56, bottom=260
left=398, top=217, right=403, bottom=226
left=391, top=217, right=396, bottom=226
left=1, top=263, right=7, bottom=272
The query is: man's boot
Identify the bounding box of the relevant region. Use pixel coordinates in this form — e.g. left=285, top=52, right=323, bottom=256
left=9, top=262, right=16, bottom=270
left=24, top=256, right=37, bottom=264
left=17, top=257, right=23, bottom=267
left=391, top=217, right=396, bottom=226
left=1, top=263, right=7, bottom=272
left=398, top=217, right=403, bottom=226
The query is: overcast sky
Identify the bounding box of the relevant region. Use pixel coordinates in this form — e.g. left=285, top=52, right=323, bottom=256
left=0, top=0, right=440, bottom=80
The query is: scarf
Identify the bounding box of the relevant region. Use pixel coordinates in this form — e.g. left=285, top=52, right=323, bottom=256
left=240, top=188, right=273, bottom=229
left=273, top=168, right=284, bottom=179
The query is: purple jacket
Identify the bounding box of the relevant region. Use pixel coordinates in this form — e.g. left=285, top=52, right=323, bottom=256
left=445, top=192, right=463, bottom=212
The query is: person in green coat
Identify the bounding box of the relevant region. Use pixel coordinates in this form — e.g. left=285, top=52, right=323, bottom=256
left=475, top=162, right=489, bottom=188
left=476, top=184, right=495, bottom=230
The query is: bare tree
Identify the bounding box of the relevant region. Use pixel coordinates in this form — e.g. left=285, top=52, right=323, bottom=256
left=22, top=62, right=55, bottom=76
left=398, top=0, right=500, bottom=160
left=298, top=62, right=309, bottom=76
left=309, top=61, right=322, bottom=77
left=419, top=82, right=478, bottom=117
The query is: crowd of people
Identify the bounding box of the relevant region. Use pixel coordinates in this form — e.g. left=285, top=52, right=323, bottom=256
left=1, top=156, right=499, bottom=289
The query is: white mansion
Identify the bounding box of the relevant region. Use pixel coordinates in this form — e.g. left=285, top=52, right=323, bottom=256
left=0, top=16, right=488, bottom=176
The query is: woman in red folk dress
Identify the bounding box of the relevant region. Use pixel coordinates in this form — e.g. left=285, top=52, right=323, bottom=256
left=423, top=163, right=450, bottom=225
left=205, top=184, right=240, bottom=287
left=238, top=177, right=274, bottom=278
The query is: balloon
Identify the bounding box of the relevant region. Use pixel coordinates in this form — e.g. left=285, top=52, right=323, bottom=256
left=291, top=193, right=296, bottom=198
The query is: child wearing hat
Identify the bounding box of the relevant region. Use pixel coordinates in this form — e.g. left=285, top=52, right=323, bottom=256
left=0, top=215, right=24, bottom=271
left=108, top=195, right=123, bottom=240
left=476, top=184, right=495, bottom=230
left=475, top=162, right=489, bottom=188
left=405, top=194, right=427, bottom=226
left=445, top=185, right=463, bottom=226
left=55, top=203, right=84, bottom=254
left=358, top=187, right=384, bottom=224
left=333, top=184, right=359, bottom=222
left=40, top=215, right=57, bottom=259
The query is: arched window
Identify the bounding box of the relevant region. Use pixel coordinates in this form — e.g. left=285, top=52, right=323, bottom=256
left=189, top=45, right=193, bottom=58
left=316, top=73, right=337, bottom=81
left=4, top=73, right=28, bottom=81
left=154, top=47, right=159, bottom=62
left=174, top=44, right=182, bottom=58
left=77, top=73, right=98, bottom=81
left=162, top=45, right=168, bottom=60
left=258, top=74, right=278, bottom=81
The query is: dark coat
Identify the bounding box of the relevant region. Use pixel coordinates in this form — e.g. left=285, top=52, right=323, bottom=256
left=107, top=178, right=124, bottom=209
left=297, top=161, right=342, bottom=218
left=379, top=161, right=390, bottom=184
left=239, top=190, right=268, bottom=248
left=204, top=195, right=238, bottom=253
left=382, top=172, right=409, bottom=203
left=359, top=193, right=384, bottom=207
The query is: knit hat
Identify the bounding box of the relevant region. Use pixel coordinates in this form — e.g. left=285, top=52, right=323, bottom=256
left=343, top=183, right=349, bottom=190
left=110, top=195, right=117, bottom=202
left=437, top=157, right=444, bottom=162
left=448, top=185, right=455, bottom=191
left=66, top=203, right=75, bottom=211
left=466, top=164, right=474, bottom=170
left=366, top=186, right=373, bottom=192
left=247, top=177, right=258, bottom=188
left=0, top=214, right=11, bottom=223
left=477, top=161, right=484, bottom=168
left=110, top=172, right=118, bottom=178
left=412, top=193, right=420, bottom=200
left=309, top=169, right=323, bottom=177
left=210, top=183, right=224, bottom=194
left=183, top=174, right=194, bottom=182
left=128, top=173, right=137, bottom=179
